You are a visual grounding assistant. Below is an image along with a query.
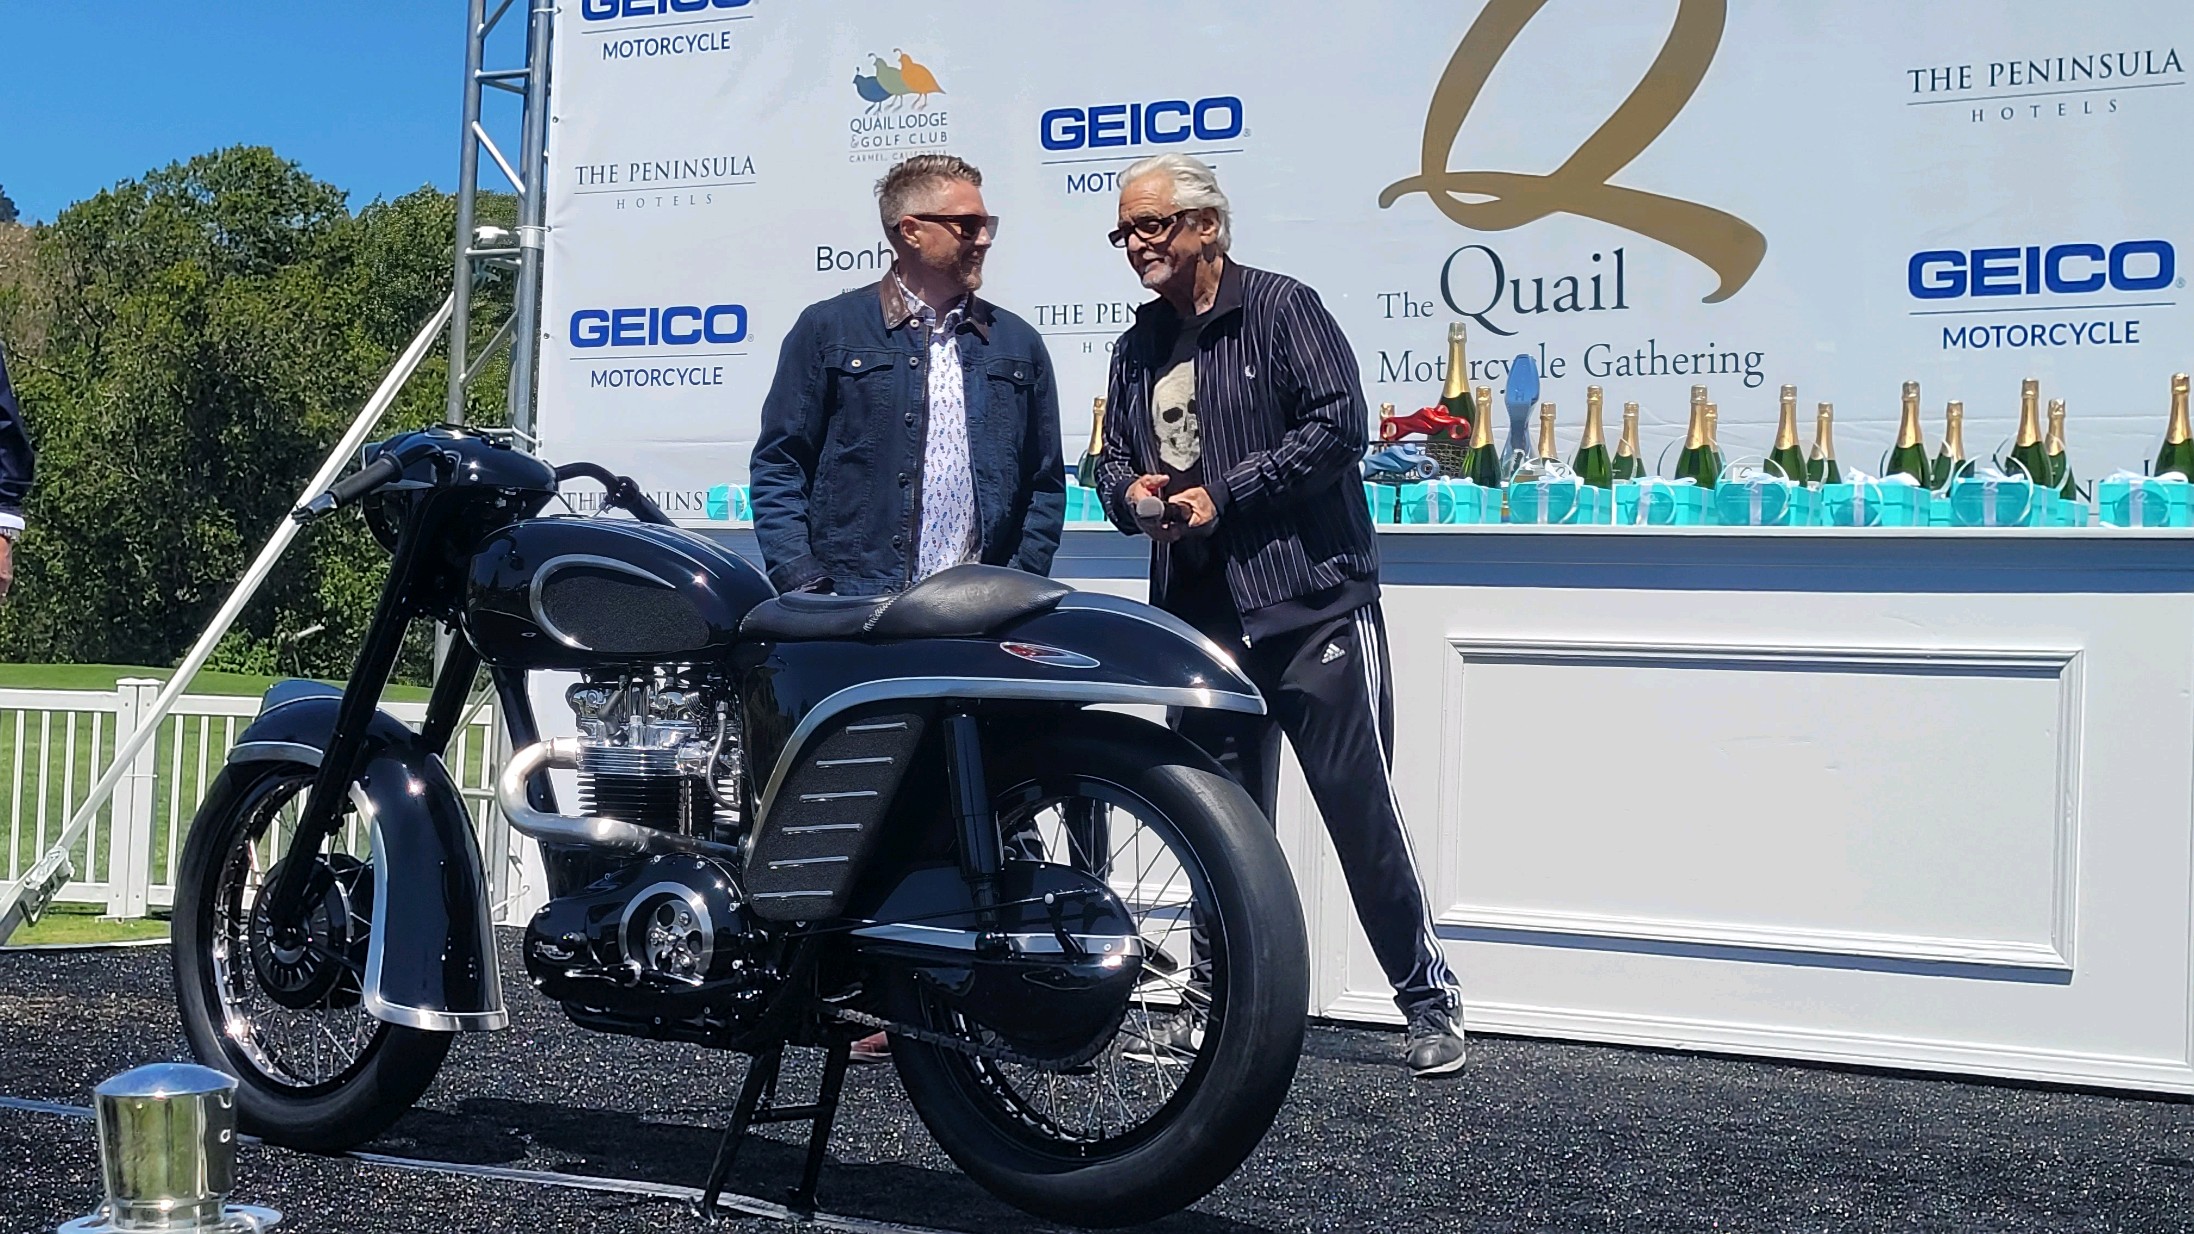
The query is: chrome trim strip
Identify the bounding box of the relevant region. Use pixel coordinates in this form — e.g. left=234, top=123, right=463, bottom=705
left=756, top=676, right=1264, bottom=824
left=226, top=740, right=323, bottom=767
left=843, top=720, right=909, bottom=733
left=751, top=890, right=830, bottom=900
left=797, top=789, right=878, bottom=802
left=782, top=822, right=863, bottom=835
left=768, top=855, right=850, bottom=868
left=849, top=921, right=1147, bottom=958
left=813, top=756, right=894, bottom=768
left=526, top=554, right=675, bottom=650
left=357, top=780, right=511, bottom=1033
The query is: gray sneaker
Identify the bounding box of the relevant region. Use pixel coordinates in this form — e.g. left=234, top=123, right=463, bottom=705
left=1122, top=1009, right=1204, bottom=1065
left=1406, top=1005, right=1467, bottom=1078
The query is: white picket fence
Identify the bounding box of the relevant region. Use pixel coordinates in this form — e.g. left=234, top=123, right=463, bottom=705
left=0, top=679, right=511, bottom=924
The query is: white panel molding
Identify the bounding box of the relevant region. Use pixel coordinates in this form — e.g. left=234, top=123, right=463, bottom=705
left=1320, top=989, right=2194, bottom=1095
left=1437, top=636, right=2086, bottom=973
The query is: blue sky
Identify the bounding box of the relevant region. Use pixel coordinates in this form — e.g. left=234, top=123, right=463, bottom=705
left=0, top=3, right=517, bottom=222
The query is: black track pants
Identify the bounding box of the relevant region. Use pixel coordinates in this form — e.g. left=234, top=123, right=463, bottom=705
left=1174, top=601, right=1461, bottom=1018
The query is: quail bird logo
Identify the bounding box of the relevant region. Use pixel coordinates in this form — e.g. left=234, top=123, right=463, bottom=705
left=855, top=49, right=946, bottom=113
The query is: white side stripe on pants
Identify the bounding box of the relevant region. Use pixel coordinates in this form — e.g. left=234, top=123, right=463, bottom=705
left=1352, top=608, right=1462, bottom=1010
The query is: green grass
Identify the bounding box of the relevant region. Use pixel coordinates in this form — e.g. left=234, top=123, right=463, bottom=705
left=0, top=662, right=428, bottom=701
left=4, top=903, right=169, bottom=947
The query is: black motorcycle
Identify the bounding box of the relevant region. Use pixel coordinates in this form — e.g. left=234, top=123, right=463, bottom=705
left=170, top=425, right=1309, bottom=1226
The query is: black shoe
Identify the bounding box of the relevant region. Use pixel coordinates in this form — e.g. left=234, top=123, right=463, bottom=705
left=1406, top=1005, right=1467, bottom=1078
left=1122, top=1009, right=1203, bottom=1065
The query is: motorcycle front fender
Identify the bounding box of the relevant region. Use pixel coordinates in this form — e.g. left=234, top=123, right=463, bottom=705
left=226, top=682, right=507, bottom=1032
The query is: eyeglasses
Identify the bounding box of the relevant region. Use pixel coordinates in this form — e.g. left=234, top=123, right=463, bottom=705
left=908, top=213, right=1000, bottom=242
left=1108, top=210, right=1191, bottom=248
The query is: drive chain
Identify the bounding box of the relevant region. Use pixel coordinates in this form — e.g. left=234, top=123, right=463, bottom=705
left=822, top=1004, right=1119, bottom=1072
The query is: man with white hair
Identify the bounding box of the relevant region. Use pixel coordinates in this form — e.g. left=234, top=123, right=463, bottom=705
left=1094, top=154, right=1467, bottom=1077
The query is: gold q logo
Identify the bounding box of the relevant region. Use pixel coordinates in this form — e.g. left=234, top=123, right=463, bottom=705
left=1380, top=0, right=1766, bottom=303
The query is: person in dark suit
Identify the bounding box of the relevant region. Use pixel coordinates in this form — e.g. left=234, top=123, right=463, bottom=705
left=0, top=342, right=34, bottom=599
left=1094, top=154, right=1467, bottom=1078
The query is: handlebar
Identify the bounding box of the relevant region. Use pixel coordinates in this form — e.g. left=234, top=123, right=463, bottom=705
left=292, top=451, right=407, bottom=524
left=554, top=461, right=675, bottom=526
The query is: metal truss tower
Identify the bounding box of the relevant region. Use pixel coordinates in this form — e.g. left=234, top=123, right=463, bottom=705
left=448, top=0, right=554, bottom=435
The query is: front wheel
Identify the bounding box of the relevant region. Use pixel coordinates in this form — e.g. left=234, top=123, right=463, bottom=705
left=889, top=711, right=1310, bottom=1227
left=172, top=761, right=451, bottom=1151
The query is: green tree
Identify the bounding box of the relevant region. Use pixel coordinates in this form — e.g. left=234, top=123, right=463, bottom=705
left=0, top=146, right=514, bottom=682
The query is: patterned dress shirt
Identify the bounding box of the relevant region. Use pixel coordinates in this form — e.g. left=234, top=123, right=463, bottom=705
left=895, top=271, right=979, bottom=581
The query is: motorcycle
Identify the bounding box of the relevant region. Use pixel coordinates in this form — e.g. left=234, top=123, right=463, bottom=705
left=170, top=426, right=1309, bottom=1227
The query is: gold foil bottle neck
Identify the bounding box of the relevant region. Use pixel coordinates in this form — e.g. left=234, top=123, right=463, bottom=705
left=1773, top=385, right=1800, bottom=450
left=2016, top=377, right=2042, bottom=446
left=1896, top=380, right=1924, bottom=448
left=1580, top=387, right=1605, bottom=448
left=1616, top=401, right=1641, bottom=456
left=1442, top=322, right=1470, bottom=400
left=1811, top=403, right=1835, bottom=459
left=2167, top=374, right=2192, bottom=446
left=2045, top=398, right=2067, bottom=453
left=1537, top=403, right=1557, bottom=459
left=1942, top=401, right=1965, bottom=458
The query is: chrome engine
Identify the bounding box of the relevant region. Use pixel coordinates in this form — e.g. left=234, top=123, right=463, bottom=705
left=518, top=673, right=772, bottom=1045
left=566, top=675, right=742, bottom=845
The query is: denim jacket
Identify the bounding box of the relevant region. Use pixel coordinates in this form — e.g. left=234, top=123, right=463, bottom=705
left=750, top=279, right=1064, bottom=596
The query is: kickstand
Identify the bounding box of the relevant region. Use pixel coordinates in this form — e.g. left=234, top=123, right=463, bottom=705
left=697, top=1039, right=853, bottom=1221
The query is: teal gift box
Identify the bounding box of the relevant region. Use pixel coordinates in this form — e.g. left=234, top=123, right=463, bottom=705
left=1821, top=480, right=1933, bottom=526
left=2041, top=491, right=2090, bottom=527
left=1395, top=481, right=1436, bottom=524
left=1063, top=478, right=1109, bottom=524
left=1364, top=482, right=1396, bottom=524
left=1431, top=480, right=1500, bottom=524
left=1712, top=477, right=1819, bottom=527
left=2097, top=475, right=2193, bottom=527
left=1510, top=479, right=1612, bottom=525
left=704, top=483, right=750, bottom=522
left=1947, top=476, right=2042, bottom=527
left=1615, top=479, right=1708, bottom=525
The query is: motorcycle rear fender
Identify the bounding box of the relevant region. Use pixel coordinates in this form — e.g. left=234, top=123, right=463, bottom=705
left=225, top=681, right=507, bottom=1032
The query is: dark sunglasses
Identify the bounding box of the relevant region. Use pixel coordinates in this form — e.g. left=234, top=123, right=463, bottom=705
left=1108, top=209, right=1192, bottom=248
left=908, top=213, right=1000, bottom=242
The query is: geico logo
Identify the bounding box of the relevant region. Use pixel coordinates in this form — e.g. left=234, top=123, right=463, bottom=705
left=1909, top=240, right=2175, bottom=299
left=1040, top=97, right=1243, bottom=151
left=581, top=0, right=750, bottom=19
left=569, top=305, right=748, bottom=347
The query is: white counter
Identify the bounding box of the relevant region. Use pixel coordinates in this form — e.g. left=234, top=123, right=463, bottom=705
left=1057, top=523, right=2194, bottom=1092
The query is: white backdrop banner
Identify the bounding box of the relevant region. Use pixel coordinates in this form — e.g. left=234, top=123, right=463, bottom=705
left=535, top=0, right=2192, bottom=518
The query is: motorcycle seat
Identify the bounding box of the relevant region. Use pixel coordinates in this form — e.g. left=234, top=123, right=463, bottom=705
left=740, top=564, right=1072, bottom=642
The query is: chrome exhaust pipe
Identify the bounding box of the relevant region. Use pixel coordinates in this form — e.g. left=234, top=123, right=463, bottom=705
left=64, top=1063, right=280, bottom=1233
left=497, top=738, right=738, bottom=860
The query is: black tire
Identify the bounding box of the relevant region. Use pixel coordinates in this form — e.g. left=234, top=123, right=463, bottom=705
left=889, top=711, right=1309, bottom=1227
left=172, top=761, right=452, bottom=1152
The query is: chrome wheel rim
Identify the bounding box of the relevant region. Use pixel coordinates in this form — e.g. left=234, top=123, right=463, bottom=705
left=206, top=772, right=383, bottom=1091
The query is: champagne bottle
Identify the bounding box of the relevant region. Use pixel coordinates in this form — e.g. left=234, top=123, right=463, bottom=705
left=1076, top=396, right=1106, bottom=489
left=1572, top=386, right=1613, bottom=488
left=1807, top=402, right=1842, bottom=485
left=2006, top=378, right=2049, bottom=485
left=1612, top=400, right=1644, bottom=481
left=1439, top=321, right=1476, bottom=440
left=1458, top=375, right=1503, bottom=487
left=1536, top=402, right=1557, bottom=461
left=1928, top=400, right=1971, bottom=491
left=2045, top=397, right=2075, bottom=498
left=1673, top=395, right=1716, bottom=487
left=1767, top=384, right=1807, bottom=484
left=1703, top=402, right=1725, bottom=485
left=2156, top=373, right=2194, bottom=479
left=1886, top=380, right=1929, bottom=484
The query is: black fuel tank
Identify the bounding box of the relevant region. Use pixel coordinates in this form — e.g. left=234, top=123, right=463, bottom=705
left=464, top=517, right=773, bottom=669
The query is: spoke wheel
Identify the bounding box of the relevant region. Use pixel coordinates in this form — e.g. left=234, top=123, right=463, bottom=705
left=174, top=761, right=452, bottom=1151
left=887, top=712, right=1308, bottom=1227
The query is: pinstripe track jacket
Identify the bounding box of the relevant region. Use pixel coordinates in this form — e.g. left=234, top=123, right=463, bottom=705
left=1096, top=260, right=1380, bottom=639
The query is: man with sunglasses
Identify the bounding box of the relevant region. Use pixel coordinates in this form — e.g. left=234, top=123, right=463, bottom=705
left=751, top=154, right=1063, bottom=1062
left=753, top=154, right=1063, bottom=603
left=1094, top=154, right=1467, bottom=1078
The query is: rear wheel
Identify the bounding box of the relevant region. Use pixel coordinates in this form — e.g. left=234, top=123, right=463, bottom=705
left=889, top=711, right=1309, bottom=1227
left=172, top=762, right=451, bottom=1151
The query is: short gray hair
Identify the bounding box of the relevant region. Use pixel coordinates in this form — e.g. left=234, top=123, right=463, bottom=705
left=875, top=154, right=983, bottom=232
left=1121, top=153, right=1231, bottom=252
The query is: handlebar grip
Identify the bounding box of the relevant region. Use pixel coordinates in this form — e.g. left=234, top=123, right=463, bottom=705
left=293, top=452, right=405, bottom=523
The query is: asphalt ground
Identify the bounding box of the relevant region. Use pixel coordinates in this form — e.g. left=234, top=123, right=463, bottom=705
left=4, top=936, right=2194, bottom=1234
